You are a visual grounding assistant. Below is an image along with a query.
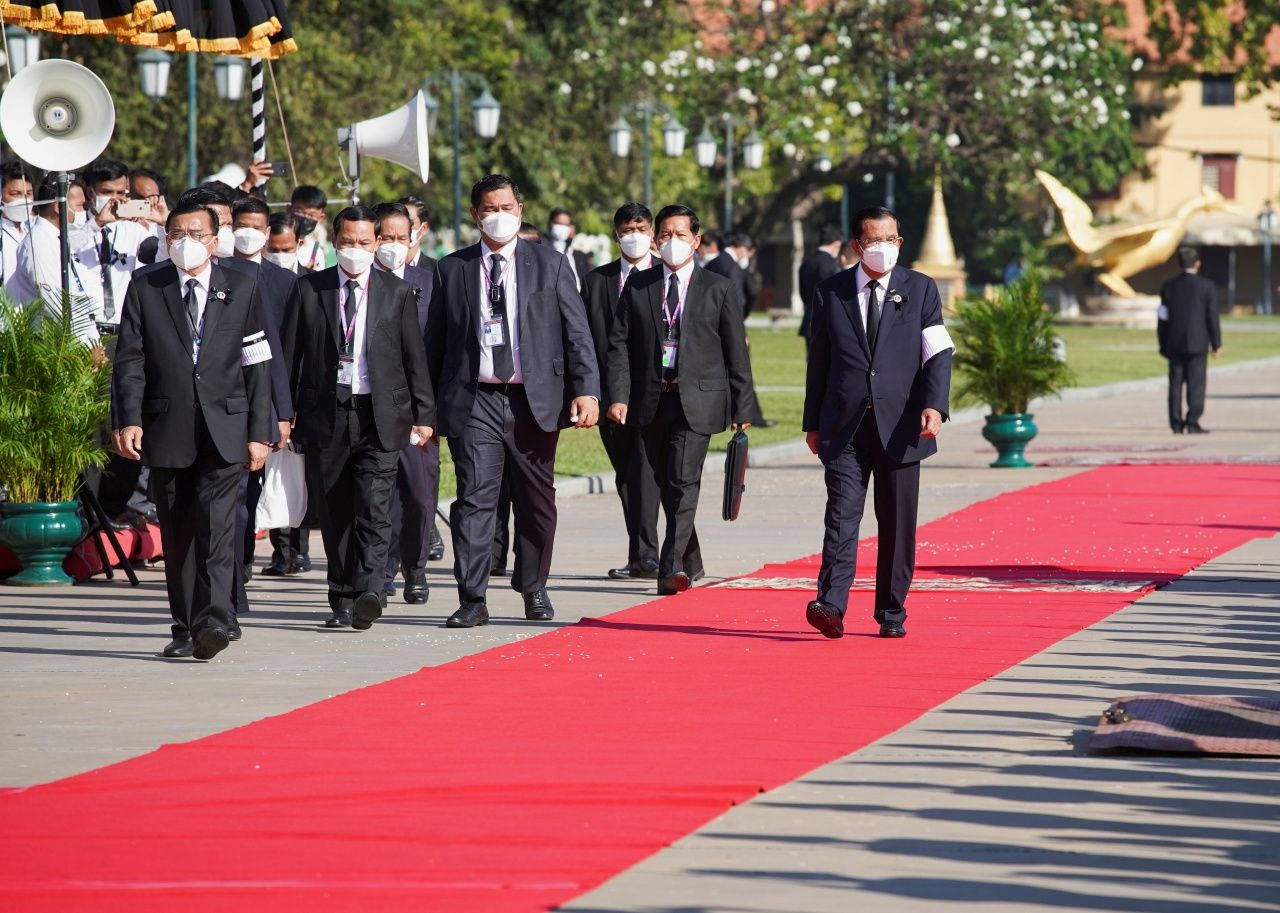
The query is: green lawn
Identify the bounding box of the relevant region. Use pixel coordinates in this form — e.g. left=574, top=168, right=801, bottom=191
left=435, top=318, right=1279, bottom=497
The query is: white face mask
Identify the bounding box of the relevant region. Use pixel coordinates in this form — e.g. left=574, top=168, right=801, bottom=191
left=336, top=246, right=375, bottom=275
left=71, top=210, right=89, bottom=226
left=737, top=256, right=751, bottom=270
left=549, top=223, right=572, bottom=243
left=618, top=231, right=652, bottom=260
left=170, top=237, right=211, bottom=271
left=659, top=237, right=693, bottom=269
left=265, top=251, right=298, bottom=271
left=376, top=242, right=409, bottom=271
left=859, top=241, right=900, bottom=274
left=2, top=201, right=31, bottom=223
left=479, top=211, right=521, bottom=244
left=233, top=227, right=267, bottom=256
left=215, top=225, right=235, bottom=258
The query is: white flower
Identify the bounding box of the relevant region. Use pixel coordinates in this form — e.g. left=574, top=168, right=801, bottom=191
left=945, top=133, right=961, bottom=148
left=764, top=63, right=779, bottom=79
left=821, top=77, right=837, bottom=94
left=993, top=4, right=1007, bottom=16
left=1131, top=57, right=1144, bottom=72
left=795, top=43, right=811, bottom=61
left=975, top=47, right=989, bottom=61
left=642, top=60, right=657, bottom=76
left=1041, top=54, right=1056, bottom=68
left=938, top=19, right=952, bottom=33
left=737, top=86, right=758, bottom=104
left=735, top=57, right=752, bottom=73
left=558, top=82, right=571, bottom=95
left=1016, top=7, right=1032, bottom=19
left=846, top=100, right=864, bottom=117
left=762, top=0, right=775, bottom=11
left=617, top=15, right=628, bottom=26
left=800, top=115, right=814, bottom=128
left=974, top=89, right=984, bottom=101
left=814, top=128, right=831, bottom=143
left=783, top=142, right=797, bottom=157
left=807, top=64, right=825, bottom=76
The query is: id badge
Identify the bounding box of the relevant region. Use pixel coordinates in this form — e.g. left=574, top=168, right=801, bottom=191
left=661, top=340, right=679, bottom=369
left=337, top=355, right=355, bottom=387
left=482, top=318, right=505, bottom=348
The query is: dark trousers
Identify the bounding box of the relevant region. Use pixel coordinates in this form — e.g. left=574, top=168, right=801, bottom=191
left=600, top=419, right=660, bottom=567
left=232, top=469, right=253, bottom=617
left=307, top=395, right=400, bottom=613
left=1167, top=352, right=1208, bottom=428
left=639, top=390, right=708, bottom=578
left=384, top=441, right=441, bottom=585
left=447, top=384, right=558, bottom=604
left=491, top=466, right=512, bottom=569
left=149, top=426, right=242, bottom=638
left=268, top=525, right=311, bottom=562
left=816, top=414, right=920, bottom=624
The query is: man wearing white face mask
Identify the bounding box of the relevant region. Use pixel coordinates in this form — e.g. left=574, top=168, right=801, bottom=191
left=80, top=159, right=150, bottom=332
left=282, top=204, right=436, bottom=632
left=1, top=162, right=34, bottom=288
left=803, top=205, right=954, bottom=641
left=426, top=174, right=600, bottom=628
left=371, top=201, right=442, bottom=606
left=607, top=204, right=756, bottom=596
left=398, top=195, right=438, bottom=274
left=583, top=201, right=663, bottom=581
left=111, top=198, right=274, bottom=661
left=548, top=207, right=592, bottom=291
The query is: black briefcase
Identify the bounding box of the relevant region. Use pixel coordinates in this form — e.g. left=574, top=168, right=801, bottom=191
left=722, top=430, right=748, bottom=521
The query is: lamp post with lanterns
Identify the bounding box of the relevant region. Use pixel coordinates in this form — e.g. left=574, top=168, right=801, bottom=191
left=135, top=50, right=246, bottom=188
left=607, top=99, right=687, bottom=210
left=3, top=24, right=41, bottom=74
left=422, top=69, right=501, bottom=248
left=695, top=113, right=764, bottom=230
left=1260, top=200, right=1275, bottom=316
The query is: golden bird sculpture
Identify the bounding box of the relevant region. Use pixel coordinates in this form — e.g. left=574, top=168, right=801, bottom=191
left=1035, top=169, right=1227, bottom=297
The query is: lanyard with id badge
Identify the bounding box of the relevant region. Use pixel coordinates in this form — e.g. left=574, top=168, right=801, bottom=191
left=483, top=254, right=513, bottom=348
left=338, top=283, right=363, bottom=387
left=662, top=274, right=688, bottom=373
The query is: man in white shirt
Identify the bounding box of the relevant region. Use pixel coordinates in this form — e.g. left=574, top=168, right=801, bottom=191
left=78, top=160, right=152, bottom=330
left=1, top=161, right=34, bottom=289
left=547, top=207, right=593, bottom=291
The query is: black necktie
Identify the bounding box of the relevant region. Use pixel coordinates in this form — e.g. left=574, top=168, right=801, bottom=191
left=489, top=254, right=515, bottom=381
left=183, top=277, right=199, bottom=343
left=343, top=278, right=359, bottom=354
left=100, top=227, right=116, bottom=321
left=865, top=279, right=880, bottom=353
left=663, top=273, right=680, bottom=382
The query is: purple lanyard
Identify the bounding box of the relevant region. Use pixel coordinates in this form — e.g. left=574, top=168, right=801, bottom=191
left=339, top=281, right=364, bottom=350
left=663, top=271, right=690, bottom=335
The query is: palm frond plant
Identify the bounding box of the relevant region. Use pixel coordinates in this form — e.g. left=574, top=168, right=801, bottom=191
left=950, top=272, right=1074, bottom=467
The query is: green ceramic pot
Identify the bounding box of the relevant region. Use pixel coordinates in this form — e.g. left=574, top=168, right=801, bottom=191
left=981, top=413, right=1038, bottom=468
left=0, top=500, right=85, bottom=586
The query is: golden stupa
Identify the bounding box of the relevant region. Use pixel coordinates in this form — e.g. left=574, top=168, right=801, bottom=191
left=913, top=170, right=968, bottom=307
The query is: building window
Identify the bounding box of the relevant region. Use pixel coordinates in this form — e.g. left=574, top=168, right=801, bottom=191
left=1201, top=154, right=1238, bottom=198
left=1202, top=74, right=1235, bottom=106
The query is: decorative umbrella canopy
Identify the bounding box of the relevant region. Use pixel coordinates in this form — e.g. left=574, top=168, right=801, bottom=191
left=1, top=0, right=296, bottom=57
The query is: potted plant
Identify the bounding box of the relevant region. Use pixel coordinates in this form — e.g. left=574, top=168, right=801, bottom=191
left=951, top=272, right=1074, bottom=468
left=0, top=294, right=111, bottom=585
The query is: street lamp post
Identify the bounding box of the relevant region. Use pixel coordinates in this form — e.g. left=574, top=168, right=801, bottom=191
left=1260, top=201, right=1276, bottom=316
left=696, top=114, right=764, bottom=229
left=422, top=69, right=501, bottom=249
left=607, top=99, right=686, bottom=209
left=3, top=24, right=41, bottom=74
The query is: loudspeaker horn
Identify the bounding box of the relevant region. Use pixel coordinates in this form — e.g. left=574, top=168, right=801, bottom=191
left=0, top=59, right=116, bottom=172
left=339, top=90, right=429, bottom=183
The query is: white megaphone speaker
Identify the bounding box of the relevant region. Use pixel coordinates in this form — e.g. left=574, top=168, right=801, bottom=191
left=0, top=59, right=116, bottom=172
left=338, top=90, right=429, bottom=202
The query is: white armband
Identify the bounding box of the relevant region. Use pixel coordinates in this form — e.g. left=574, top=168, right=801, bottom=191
left=241, top=331, right=272, bottom=366
left=921, top=324, right=955, bottom=363
left=1156, top=305, right=1169, bottom=321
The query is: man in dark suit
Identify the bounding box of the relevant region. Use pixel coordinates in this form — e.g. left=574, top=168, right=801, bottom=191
left=703, top=231, right=772, bottom=429
left=282, top=204, right=436, bottom=631
left=799, top=225, right=845, bottom=346
left=425, top=174, right=600, bottom=627
left=371, top=201, right=441, bottom=605
left=1158, top=246, right=1221, bottom=434
left=582, top=202, right=661, bottom=580
left=803, top=205, right=953, bottom=641
left=399, top=195, right=438, bottom=275
left=548, top=207, right=593, bottom=290
left=111, top=199, right=273, bottom=661
left=607, top=204, right=756, bottom=596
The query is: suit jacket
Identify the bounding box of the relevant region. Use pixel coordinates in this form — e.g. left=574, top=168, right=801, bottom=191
left=798, top=248, right=840, bottom=339
left=415, top=252, right=438, bottom=275
left=394, top=262, right=436, bottom=333
left=703, top=252, right=750, bottom=320
left=570, top=248, right=593, bottom=285
left=425, top=239, right=600, bottom=437
left=111, top=262, right=272, bottom=468
left=581, top=258, right=632, bottom=403
left=607, top=264, right=756, bottom=436
left=282, top=266, right=435, bottom=453
left=222, top=257, right=295, bottom=433
left=1158, top=271, right=1220, bottom=356
left=803, top=265, right=952, bottom=465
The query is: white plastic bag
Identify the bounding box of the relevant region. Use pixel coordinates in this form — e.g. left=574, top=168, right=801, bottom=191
left=255, top=447, right=307, bottom=530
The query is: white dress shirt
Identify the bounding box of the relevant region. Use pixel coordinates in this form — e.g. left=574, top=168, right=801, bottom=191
left=179, top=262, right=213, bottom=363
left=619, top=253, right=653, bottom=292
left=477, top=237, right=524, bottom=384
left=553, top=238, right=582, bottom=291
left=853, top=264, right=887, bottom=335
left=11, top=216, right=101, bottom=345
left=660, top=259, right=696, bottom=331
left=80, top=219, right=149, bottom=325
left=1, top=216, right=29, bottom=286
left=338, top=268, right=373, bottom=394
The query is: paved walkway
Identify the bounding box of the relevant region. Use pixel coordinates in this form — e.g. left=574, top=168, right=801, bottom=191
left=2, top=360, right=1278, bottom=911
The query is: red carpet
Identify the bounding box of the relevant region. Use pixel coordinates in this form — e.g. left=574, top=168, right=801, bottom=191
left=2, top=464, right=1278, bottom=911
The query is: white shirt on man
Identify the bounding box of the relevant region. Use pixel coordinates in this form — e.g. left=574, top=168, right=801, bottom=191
left=11, top=216, right=101, bottom=345
left=660, top=258, right=696, bottom=330
left=178, top=262, right=213, bottom=363
left=79, top=218, right=150, bottom=325
left=477, top=237, right=524, bottom=384
left=1, top=216, right=29, bottom=286
left=337, top=267, right=373, bottom=394
left=619, top=253, right=653, bottom=291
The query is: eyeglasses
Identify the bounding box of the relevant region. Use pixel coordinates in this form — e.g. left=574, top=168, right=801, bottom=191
left=858, top=236, right=903, bottom=246
left=166, top=230, right=212, bottom=242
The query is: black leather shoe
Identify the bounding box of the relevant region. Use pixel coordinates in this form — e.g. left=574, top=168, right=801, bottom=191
left=384, top=581, right=397, bottom=599
left=163, top=632, right=193, bottom=657
left=290, top=554, right=312, bottom=574
left=1185, top=423, right=1210, bottom=434
left=608, top=558, right=660, bottom=580
left=657, top=572, right=691, bottom=596
left=242, top=562, right=254, bottom=582
left=806, top=600, right=844, bottom=639
left=352, top=591, right=384, bottom=631
left=324, top=609, right=353, bottom=628
left=490, top=559, right=508, bottom=577
left=193, top=626, right=230, bottom=661
left=1171, top=421, right=1185, bottom=434
left=428, top=527, right=446, bottom=561
left=260, top=554, right=290, bottom=577
left=523, top=588, right=555, bottom=621
left=404, top=573, right=429, bottom=605
left=879, top=621, right=907, bottom=639
left=446, top=602, right=489, bottom=628
left=228, top=620, right=242, bottom=641
left=107, top=513, right=134, bottom=532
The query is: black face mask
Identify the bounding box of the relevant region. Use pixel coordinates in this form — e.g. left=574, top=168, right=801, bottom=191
left=294, top=216, right=317, bottom=240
